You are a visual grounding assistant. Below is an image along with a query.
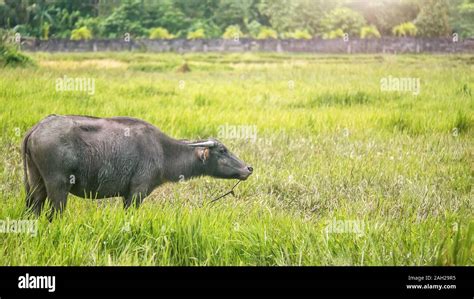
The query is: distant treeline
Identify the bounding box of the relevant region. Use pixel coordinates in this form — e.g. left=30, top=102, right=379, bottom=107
left=0, top=0, right=473, bottom=40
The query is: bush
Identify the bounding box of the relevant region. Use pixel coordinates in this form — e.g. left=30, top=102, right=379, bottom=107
left=70, top=27, right=92, bottom=40
left=149, top=27, right=174, bottom=39
left=222, top=25, right=243, bottom=39
left=284, top=29, right=312, bottom=39
left=76, top=17, right=103, bottom=38
left=360, top=26, right=381, bottom=39
left=41, top=23, right=50, bottom=40
left=322, top=29, right=345, bottom=40
left=187, top=29, right=206, bottom=40
left=257, top=27, right=278, bottom=39
left=392, top=22, right=417, bottom=37
left=0, top=30, right=35, bottom=67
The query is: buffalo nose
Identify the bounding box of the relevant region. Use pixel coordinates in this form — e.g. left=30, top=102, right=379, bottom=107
left=247, top=166, right=253, bottom=173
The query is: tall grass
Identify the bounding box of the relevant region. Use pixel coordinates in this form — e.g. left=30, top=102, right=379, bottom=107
left=0, top=52, right=472, bottom=265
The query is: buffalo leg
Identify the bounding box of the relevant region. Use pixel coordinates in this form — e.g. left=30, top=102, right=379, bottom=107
left=44, top=178, right=70, bottom=221
left=124, top=182, right=149, bottom=209
left=123, top=192, right=148, bottom=209
left=25, top=160, right=47, bottom=216
left=26, top=183, right=47, bottom=216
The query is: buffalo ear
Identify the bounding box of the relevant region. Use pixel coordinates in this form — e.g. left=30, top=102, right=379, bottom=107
left=196, top=148, right=210, bottom=163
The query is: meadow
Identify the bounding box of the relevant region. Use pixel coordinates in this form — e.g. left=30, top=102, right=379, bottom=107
left=0, top=52, right=472, bottom=265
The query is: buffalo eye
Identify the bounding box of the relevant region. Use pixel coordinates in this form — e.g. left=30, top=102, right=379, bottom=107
left=219, top=148, right=226, bottom=154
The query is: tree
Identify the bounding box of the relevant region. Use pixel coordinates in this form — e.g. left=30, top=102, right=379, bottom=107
left=346, top=0, right=419, bottom=36
left=258, top=0, right=298, bottom=33
left=101, top=1, right=147, bottom=38
left=321, top=7, right=366, bottom=38
left=141, top=0, right=191, bottom=36
left=292, top=0, right=340, bottom=36
left=247, top=20, right=263, bottom=38
left=450, top=0, right=474, bottom=38
left=415, top=0, right=451, bottom=37
left=214, top=0, right=263, bottom=33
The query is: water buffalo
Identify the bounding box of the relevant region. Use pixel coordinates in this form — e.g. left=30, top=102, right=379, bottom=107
left=22, top=114, right=253, bottom=219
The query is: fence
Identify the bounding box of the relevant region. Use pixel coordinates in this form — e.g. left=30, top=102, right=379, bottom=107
left=21, top=37, right=474, bottom=53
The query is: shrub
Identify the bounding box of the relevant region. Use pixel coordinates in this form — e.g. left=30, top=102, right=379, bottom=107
left=392, top=22, right=417, bottom=37
left=222, top=25, right=243, bottom=39
left=187, top=29, right=206, bottom=40
left=257, top=27, right=278, bottom=39
left=284, top=29, right=312, bottom=39
left=70, top=27, right=92, bottom=40
left=322, top=29, right=345, bottom=40
left=41, top=23, right=50, bottom=40
left=76, top=17, right=102, bottom=38
left=0, top=30, right=35, bottom=67
left=360, top=26, right=381, bottom=39
left=149, top=27, right=174, bottom=39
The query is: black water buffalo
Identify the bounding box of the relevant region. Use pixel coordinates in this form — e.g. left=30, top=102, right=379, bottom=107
left=22, top=114, right=253, bottom=218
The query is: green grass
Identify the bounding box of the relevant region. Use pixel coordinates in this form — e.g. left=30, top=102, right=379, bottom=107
left=0, top=52, right=472, bottom=265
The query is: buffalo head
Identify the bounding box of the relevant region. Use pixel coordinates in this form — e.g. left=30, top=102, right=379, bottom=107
left=188, top=139, right=253, bottom=180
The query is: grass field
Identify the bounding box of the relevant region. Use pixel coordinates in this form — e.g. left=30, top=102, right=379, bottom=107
left=0, top=52, right=472, bottom=265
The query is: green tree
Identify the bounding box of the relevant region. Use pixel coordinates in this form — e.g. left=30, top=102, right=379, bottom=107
left=450, top=0, right=474, bottom=38
left=101, top=1, right=147, bottom=38
left=247, top=20, right=263, bottom=38
left=415, top=0, right=451, bottom=37
left=214, top=0, right=262, bottom=33
left=292, top=0, right=340, bottom=36
left=258, top=0, right=298, bottom=33
left=321, top=7, right=366, bottom=38
left=346, top=0, right=419, bottom=36
left=28, top=0, right=54, bottom=38
left=141, top=0, right=190, bottom=36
